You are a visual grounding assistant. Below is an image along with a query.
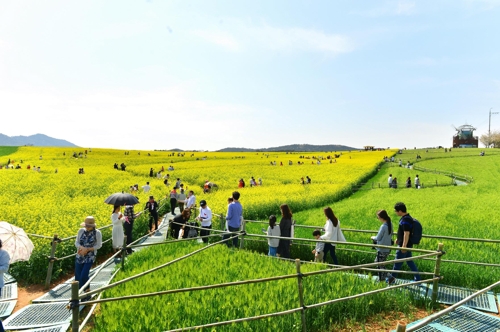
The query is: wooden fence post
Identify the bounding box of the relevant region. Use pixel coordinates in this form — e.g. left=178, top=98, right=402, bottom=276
left=71, top=281, right=80, bottom=332
left=45, top=234, right=59, bottom=289
left=220, top=213, right=225, bottom=231
left=121, top=235, right=127, bottom=270
left=395, top=323, right=406, bottom=331
left=295, top=259, right=307, bottom=332
left=239, top=219, right=246, bottom=249
left=432, top=243, right=444, bottom=306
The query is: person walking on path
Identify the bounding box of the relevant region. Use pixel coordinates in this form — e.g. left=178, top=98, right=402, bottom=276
left=405, top=177, right=411, bottom=188
left=320, top=207, right=343, bottom=265
left=196, top=200, right=212, bottom=243
left=277, top=204, right=294, bottom=259
left=388, top=174, right=393, bottom=188
left=169, top=187, right=178, bottom=216
left=225, top=191, right=243, bottom=248
left=185, top=190, right=196, bottom=214
left=75, top=217, right=102, bottom=296
left=312, top=229, right=325, bottom=262
left=386, top=202, right=420, bottom=284
left=177, top=188, right=186, bottom=212
left=265, top=215, right=281, bottom=257
left=145, top=195, right=159, bottom=234
left=371, top=210, right=393, bottom=282
left=123, top=204, right=140, bottom=254
left=415, top=175, right=421, bottom=189
left=111, top=205, right=125, bottom=252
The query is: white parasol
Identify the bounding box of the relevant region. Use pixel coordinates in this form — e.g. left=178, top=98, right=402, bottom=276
left=0, top=221, right=35, bottom=263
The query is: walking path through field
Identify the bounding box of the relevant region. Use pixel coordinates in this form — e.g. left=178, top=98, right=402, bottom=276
left=2, top=210, right=500, bottom=332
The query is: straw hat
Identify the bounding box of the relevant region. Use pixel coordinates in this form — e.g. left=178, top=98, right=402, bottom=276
left=80, top=216, right=97, bottom=228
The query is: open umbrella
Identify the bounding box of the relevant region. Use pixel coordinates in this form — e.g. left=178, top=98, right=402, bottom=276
left=0, top=221, right=35, bottom=264
left=104, top=192, right=139, bottom=206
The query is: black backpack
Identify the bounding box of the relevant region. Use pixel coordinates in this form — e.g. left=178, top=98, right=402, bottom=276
left=410, top=218, right=423, bottom=245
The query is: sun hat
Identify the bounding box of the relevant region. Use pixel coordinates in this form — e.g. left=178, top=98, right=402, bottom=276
left=80, top=216, right=97, bottom=228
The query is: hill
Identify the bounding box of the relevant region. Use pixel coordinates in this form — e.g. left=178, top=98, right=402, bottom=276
left=0, top=133, right=78, bottom=147
left=217, top=143, right=357, bottom=152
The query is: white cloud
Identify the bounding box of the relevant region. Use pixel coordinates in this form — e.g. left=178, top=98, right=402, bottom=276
left=193, top=22, right=354, bottom=56
left=352, top=1, right=417, bottom=17
left=192, top=30, right=240, bottom=52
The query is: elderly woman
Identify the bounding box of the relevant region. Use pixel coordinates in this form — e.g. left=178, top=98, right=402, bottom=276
left=75, top=216, right=102, bottom=294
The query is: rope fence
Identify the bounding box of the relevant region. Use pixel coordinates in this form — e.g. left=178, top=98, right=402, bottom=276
left=68, top=229, right=444, bottom=332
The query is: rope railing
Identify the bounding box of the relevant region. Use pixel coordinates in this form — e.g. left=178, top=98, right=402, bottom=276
left=71, top=243, right=442, bottom=332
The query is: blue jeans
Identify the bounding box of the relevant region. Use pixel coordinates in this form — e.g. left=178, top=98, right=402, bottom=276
left=268, top=246, right=278, bottom=256
left=323, top=243, right=338, bottom=265
left=75, top=261, right=93, bottom=290
left=226, top=226, right=240, bottom=248
left=390, top=249, right=420, bottom=281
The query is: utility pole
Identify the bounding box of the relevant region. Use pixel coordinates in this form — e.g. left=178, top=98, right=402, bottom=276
left=489, top=108, right=499, bottom=147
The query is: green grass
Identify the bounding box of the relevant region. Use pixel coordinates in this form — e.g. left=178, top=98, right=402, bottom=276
left=278, top=148, right=500, bottom=290
left=0, top=146, right=18, bottom=158
left=95, top=241, right=415, bottom=332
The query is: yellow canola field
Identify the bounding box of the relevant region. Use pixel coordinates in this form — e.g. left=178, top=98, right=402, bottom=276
left=0, top=147, right=390, bottom=237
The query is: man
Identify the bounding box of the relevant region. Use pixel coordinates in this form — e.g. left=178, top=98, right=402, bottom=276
left=415, top=175, right=420, bottom=189
left=145, top=196, right=159, bottom=234
left=186, top=190, right=196, bottom=212
left=388, top=174, right=393, bottom=188
left=196, top=200, right=212, bottom=243
left=142, top=182, right=151, bottom=193
left=225, top=191, right=243, bottom=248
left=386, top=202, right=420, bottom=284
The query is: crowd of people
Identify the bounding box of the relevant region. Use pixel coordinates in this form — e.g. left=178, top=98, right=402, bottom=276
left=388, top=174, right=421, bottom=189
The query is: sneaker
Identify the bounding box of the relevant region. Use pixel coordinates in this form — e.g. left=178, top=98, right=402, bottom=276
left=386, top=277, right=396, bottom=285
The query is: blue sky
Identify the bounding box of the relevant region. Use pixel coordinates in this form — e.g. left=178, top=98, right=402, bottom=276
left=0, top=0, right=499, bottom=150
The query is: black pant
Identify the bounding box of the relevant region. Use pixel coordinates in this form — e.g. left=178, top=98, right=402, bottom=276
left=148, top=213, right=159, bottom=231
left=170, top=198, right=177, bottom=215
left=200, top=225, right=212, bottom=243
left=123, top=221, right=134, bottom=254
left=225, top=226, right=240, bottom=247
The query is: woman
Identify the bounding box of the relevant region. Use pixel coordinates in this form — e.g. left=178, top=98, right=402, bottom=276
left=392, top=177, right=398, bottom=189
left=321, top=207, right=341, bottom=265
left=75, top=216, right=102, bottom=295
left=406, top=177, right=411, bottom=188
left=277, top=204, right=294, bottom=259
left=371, top=210, right=393, bottom=281
left=172, top=208, right=191, bottom=239
left=111, top=205, right=125, bottom=252
left=169, top=187, right=178, bottom=215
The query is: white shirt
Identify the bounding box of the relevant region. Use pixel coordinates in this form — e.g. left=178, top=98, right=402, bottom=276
left=388, top=176, right=392, bottom=184
left=415, top=177, right=420, bottom=185
left=197, top=206, right=212, bottom=227
left=186, top=195, right=196, bottom=209
left=142, top=185, right=151, bottom=193
left=320, top=219, right=340, bottom=246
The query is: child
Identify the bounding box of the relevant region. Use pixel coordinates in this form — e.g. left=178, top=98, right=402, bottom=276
left=266, top=215, right=281, bottom=257
left=312, top=229, right=325, bottom=262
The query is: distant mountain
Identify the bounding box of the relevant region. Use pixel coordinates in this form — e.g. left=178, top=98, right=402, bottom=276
left=0, top=133, right=78, bottom=147
left=217, top=144, right=358, bottom=152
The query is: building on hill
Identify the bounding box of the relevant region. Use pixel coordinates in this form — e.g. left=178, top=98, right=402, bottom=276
left=452, top=124, right=478, bottom=148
